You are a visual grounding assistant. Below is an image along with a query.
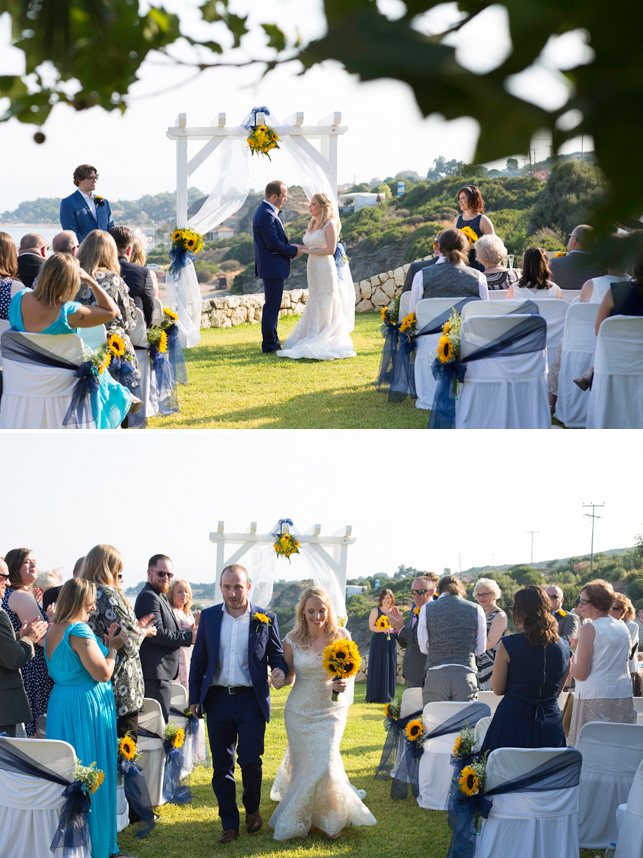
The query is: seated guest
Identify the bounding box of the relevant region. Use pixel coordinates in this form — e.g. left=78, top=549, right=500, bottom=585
left=409, top=229, right=488, bottom=312
left=401, top=246, right=439, bottom=295
left=480, top=586, right=570, bottom=755
left=0, top=232, right=22, bottom=321
left=1, top=548, right=53, bottom=736
left=0, top=557, right=48, bottom=737
left=51, top=230, right=80, bottom=256
left=506, top=247, right=563, bottom=299
left=45, top=578, right=126, bottom=858
left=76, top=231, right=140, bottom=369
left=418, top=575, right=486, bottom=705
left=549, top=224, right=606, bottom=290
left=475, top=234, right=519, bottom=291
left=579, top=234, right=629, bottom=304
left=473, top=578, right=507, bottom=691
left=545, top=585, right=580, bottom=642
left=568, top=578, right=636, bottom=746
left=16, top=233, right=47, bottom=288
left=108, top=226, right=156, bottom=327
left=130, top=233, right=160, bottom=298
left=610, top=593, right=641, bottom=696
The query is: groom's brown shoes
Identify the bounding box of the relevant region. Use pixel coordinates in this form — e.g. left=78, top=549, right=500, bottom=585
left=245, top=811, right=263, bottom=833
left=218, top=830, right=239, bottom=844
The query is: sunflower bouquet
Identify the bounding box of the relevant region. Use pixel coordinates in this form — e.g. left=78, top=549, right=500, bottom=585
left=86, top=332, right=132, bottom=377
left=460, top=225, right=479, bottom=244
left=380, top=295, right=400, bottom=328
left=404, top=717, right=425, bottom=752
left=273, top=533, right=300, bottom=562
left=147, top=326, right=168, bottom=354
left=163, top=722, right=185, bottom=750
left=398, top=312, right=417, bottom=345
left=452, top=725, right=477, bottom=760
left=161, top=306, right=179, bottom=329
left=384, top=696, right=401, bottom=722
left=375, top=613, right=392, bottom=640
left=118, top=733, right=141, bottom=764
left=247, top=124, right=280, bottom=159
left=322, top=638, right=361, bottom=700
left=74, top=760, right=105, bottom=797
left=457, top=752, right=489, bottom=832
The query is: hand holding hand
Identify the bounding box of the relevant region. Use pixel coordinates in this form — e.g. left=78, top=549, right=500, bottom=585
left=388, top=606, right=404, bottom=630
left=271, top=668, right=285, bottom=689
left=20, top=618, right=48, bottom=642
left=107, top=622, right=127, bottom=651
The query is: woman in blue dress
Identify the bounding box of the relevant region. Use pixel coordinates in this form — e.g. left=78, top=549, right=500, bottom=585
left=366, top=589, right=398, bottom=703
left=45, top=578, right=132, bottom=858
left=7, top=252, right=134, bottom=427
left=454, top=185, right=495, bottom=273
left=480, top=585, right=571, bottom=755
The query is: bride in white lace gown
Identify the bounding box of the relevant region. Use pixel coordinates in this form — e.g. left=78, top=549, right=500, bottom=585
left=269, top=587, right=376, bottom=840
left=277, top=194, right=356, bottom=361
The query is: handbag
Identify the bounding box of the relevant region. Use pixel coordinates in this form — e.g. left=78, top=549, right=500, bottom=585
left=562, top=690, right=574, bottom=736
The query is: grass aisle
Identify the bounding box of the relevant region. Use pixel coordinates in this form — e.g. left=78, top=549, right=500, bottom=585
left=118, top=684, right=596, bottom=858
left=149, top=312, right=427, bottom=429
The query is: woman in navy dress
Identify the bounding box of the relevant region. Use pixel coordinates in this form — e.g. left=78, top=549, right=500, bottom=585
left=1, top=547, right=53, bottom=736
left=454, top=185, right=494, bottom=272
left=480, top=586, right=571, bottom=755
left=366, top=588, right=398, bottom=703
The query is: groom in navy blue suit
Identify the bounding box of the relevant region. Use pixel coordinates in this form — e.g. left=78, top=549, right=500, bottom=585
left=189, top=564, right=287, bottom=843
left=60, top=163, right=114, bottom=244
left=253, top=180, right=302, bottom=352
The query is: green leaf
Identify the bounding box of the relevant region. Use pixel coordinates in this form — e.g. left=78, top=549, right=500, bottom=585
left=261, top=23, right=287, bottom=52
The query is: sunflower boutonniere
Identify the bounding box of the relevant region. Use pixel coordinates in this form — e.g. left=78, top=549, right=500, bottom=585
left=558, top=609, right=567, bottom=617
left=253, top=612, right=271, bottom=627
left=93, top=195, right=105, bottom=206
left=413, top=605, right=420, bottom=616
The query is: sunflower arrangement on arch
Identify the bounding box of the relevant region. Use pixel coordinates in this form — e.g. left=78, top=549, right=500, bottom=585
left=273, top=533, right=300, bottom=562
left=322, top=638, right=361, bottom=700
left=247, top=124, right=280, bottom=159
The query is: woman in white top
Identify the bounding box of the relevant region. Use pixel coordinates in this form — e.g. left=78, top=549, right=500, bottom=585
left=579, top=234, right=630, bottom=303
left=506, top=247, right=563, bottom=300
left=610, top=593, right=641, bottom=696
left=568, top=578, right=636, bottom=746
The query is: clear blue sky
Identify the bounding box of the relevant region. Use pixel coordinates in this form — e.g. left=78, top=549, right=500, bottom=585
left=2, top=430, right=639, bottom=586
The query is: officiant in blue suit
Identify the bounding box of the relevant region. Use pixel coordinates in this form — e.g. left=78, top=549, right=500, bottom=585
left=189, top=563, right=288, bottom=843
left=60, top=164, right=114, bottom=243
left=252, top=180, right=301, bottom=353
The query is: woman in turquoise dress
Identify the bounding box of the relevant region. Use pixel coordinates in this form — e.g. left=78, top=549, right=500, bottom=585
left=45, top=578, right=131, bottom=858
left=7, top=252, right=134, bottom=428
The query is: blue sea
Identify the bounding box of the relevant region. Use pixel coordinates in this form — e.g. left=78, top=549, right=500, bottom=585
left=0, top=225, right=60, bottom=250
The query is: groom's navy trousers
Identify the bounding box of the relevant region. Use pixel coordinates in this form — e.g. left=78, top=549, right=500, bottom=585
left=261, top=278, right=285, bottom=352
left=204, top=686, right=265, bottom=831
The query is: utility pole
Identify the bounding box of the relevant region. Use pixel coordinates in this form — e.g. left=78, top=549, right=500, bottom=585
left=583, top=502, right=605, bottom=576
left=459, top=553, right=462, bottom=577
left=526, top=531, right=539, bottom=565
left=491, top=553, right=498, bottom=568
left=580, top=135, right=584, bottom=163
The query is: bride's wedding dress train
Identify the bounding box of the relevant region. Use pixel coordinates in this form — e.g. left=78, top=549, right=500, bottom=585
left=277, top=223, right=356, bottom=361
left=269, top=633, right=376, bottom=840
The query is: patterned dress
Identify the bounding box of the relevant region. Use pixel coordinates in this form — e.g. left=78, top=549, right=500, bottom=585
left=0, top=277, right=14, bottom=320
left=86, top=585, right=145, bottom=718
left=1, top=587, right=53, bottom=736
left=476, top=608, right=505, bottom=691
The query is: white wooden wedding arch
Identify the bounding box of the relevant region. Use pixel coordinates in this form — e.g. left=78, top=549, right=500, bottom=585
left=167, top=110, right=348, bottom=226
left=209, top=520, right=356, bottom=606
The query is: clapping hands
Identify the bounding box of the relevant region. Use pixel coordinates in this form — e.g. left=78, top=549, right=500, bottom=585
left=20, top=618, right=48, bottom=643
left=137, top=613, right=157, bottom=638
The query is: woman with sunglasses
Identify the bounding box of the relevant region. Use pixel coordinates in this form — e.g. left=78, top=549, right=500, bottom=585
left=82, top=544, right=156, bottom=742
left=567, top=579, right=636, bottom=747
left=473, top=578, right=507, bottom=691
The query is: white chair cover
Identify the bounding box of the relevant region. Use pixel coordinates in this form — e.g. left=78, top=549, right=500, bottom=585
left=476, top=748, right=580, bottom=858
left=0, top=318, right=11, bottom=362
left=116, top=779, right=129, bottom=832
left=78, top=324, right=107, bottom=351
left=586, top=316, right=643, bottom=428
left=461, top=300, right=535, bottom=319
left=474, top=716, right=493, bottom=750
left=633, top=698, right=643, bottom=725
left=0, top=331, right=96, bottom=430
left=536, top=299, right=568, bottom=367
left=151, top=296, right=164, bottom=326
left=398, top=291, right=411, bottom=323
left=417, top=701, right=489, bottom=811
left=138, top=697, right=166, bottom=807
left=554, top=302, right=599, bottom=428
left=414, top=297, right=467, bottom=409
left=488, top=290, right=509, bottom=301
left=456, top=315, right=551, bottom=429
left=476, top=691, right=503, bottom=714
left=391, top=687, right=424, bottom=779
left=130, top=308, right=155, bottom=422
left=561, top=289, right=582, bottom=304
left=0, top=737, right=89, bottom=858
left=170, top=683, right=192, bottom=777
left=577, top=721, right=643, bottom=849
left=615, top=759, right=643, bottom=858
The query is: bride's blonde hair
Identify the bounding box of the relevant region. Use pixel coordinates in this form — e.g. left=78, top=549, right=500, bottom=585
left=290, top=586, right=340, bottom=647
left=308, top=193, right=335, bottom=232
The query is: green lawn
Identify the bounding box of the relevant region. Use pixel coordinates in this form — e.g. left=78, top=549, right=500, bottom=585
left=117, top=684, right=596, bottom=858
left=148, top=313, right=427, bottom=429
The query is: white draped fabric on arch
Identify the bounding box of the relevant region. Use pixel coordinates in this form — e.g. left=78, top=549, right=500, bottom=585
left=167, top=107, right=353, bottom=347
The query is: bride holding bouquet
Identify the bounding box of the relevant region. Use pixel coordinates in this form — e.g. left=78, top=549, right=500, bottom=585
left=269, top=587, right=376, bottom=840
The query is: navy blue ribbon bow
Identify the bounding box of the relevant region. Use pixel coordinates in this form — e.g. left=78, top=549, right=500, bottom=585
left=118, top=758, right=156, bottom=838
left=149, top=345, right=179, bottom=415
left=428, top=314, right=547, bottom=429
left=165, top=323, right=188, bottom=385
left=374, top=709, right=423, bottom=783
left=162, top=741, right=192, bottom=805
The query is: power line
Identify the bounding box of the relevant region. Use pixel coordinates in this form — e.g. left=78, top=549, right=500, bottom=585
left=583, top=502, right=605, bottom=576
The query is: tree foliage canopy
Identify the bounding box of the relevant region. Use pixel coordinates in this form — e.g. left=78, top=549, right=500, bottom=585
left=1, top=0, right=641, bottom=230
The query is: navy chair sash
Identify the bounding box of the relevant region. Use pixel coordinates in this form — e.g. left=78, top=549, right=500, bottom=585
left=428, top=314, right=547, bottom=429
left=374, top=709, right=423, bottom=782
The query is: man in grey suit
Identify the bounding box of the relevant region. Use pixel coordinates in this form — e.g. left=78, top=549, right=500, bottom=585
left=135, top=554, right=196, bottom=721
left=548, top=224, right=606, bottom=290
left=388, top=573, right=439, bottom=687
left=546, top=585, right=580, bottom=642
left=0, top=558, right=47, bottom=736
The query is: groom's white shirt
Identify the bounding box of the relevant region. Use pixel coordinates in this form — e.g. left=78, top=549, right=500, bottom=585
left=212, top=602, right=252, bottom=687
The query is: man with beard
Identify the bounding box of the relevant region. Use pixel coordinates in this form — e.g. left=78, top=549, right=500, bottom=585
left=135, top=553, right=196, bottom=720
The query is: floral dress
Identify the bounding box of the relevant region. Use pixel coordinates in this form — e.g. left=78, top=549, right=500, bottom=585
left=86, top=585, right=145, bottom=718
left=1, top=587, right=53, bottom=736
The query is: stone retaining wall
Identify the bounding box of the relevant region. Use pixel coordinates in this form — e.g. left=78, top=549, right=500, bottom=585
left=200, top=256, right=432, bottom=329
